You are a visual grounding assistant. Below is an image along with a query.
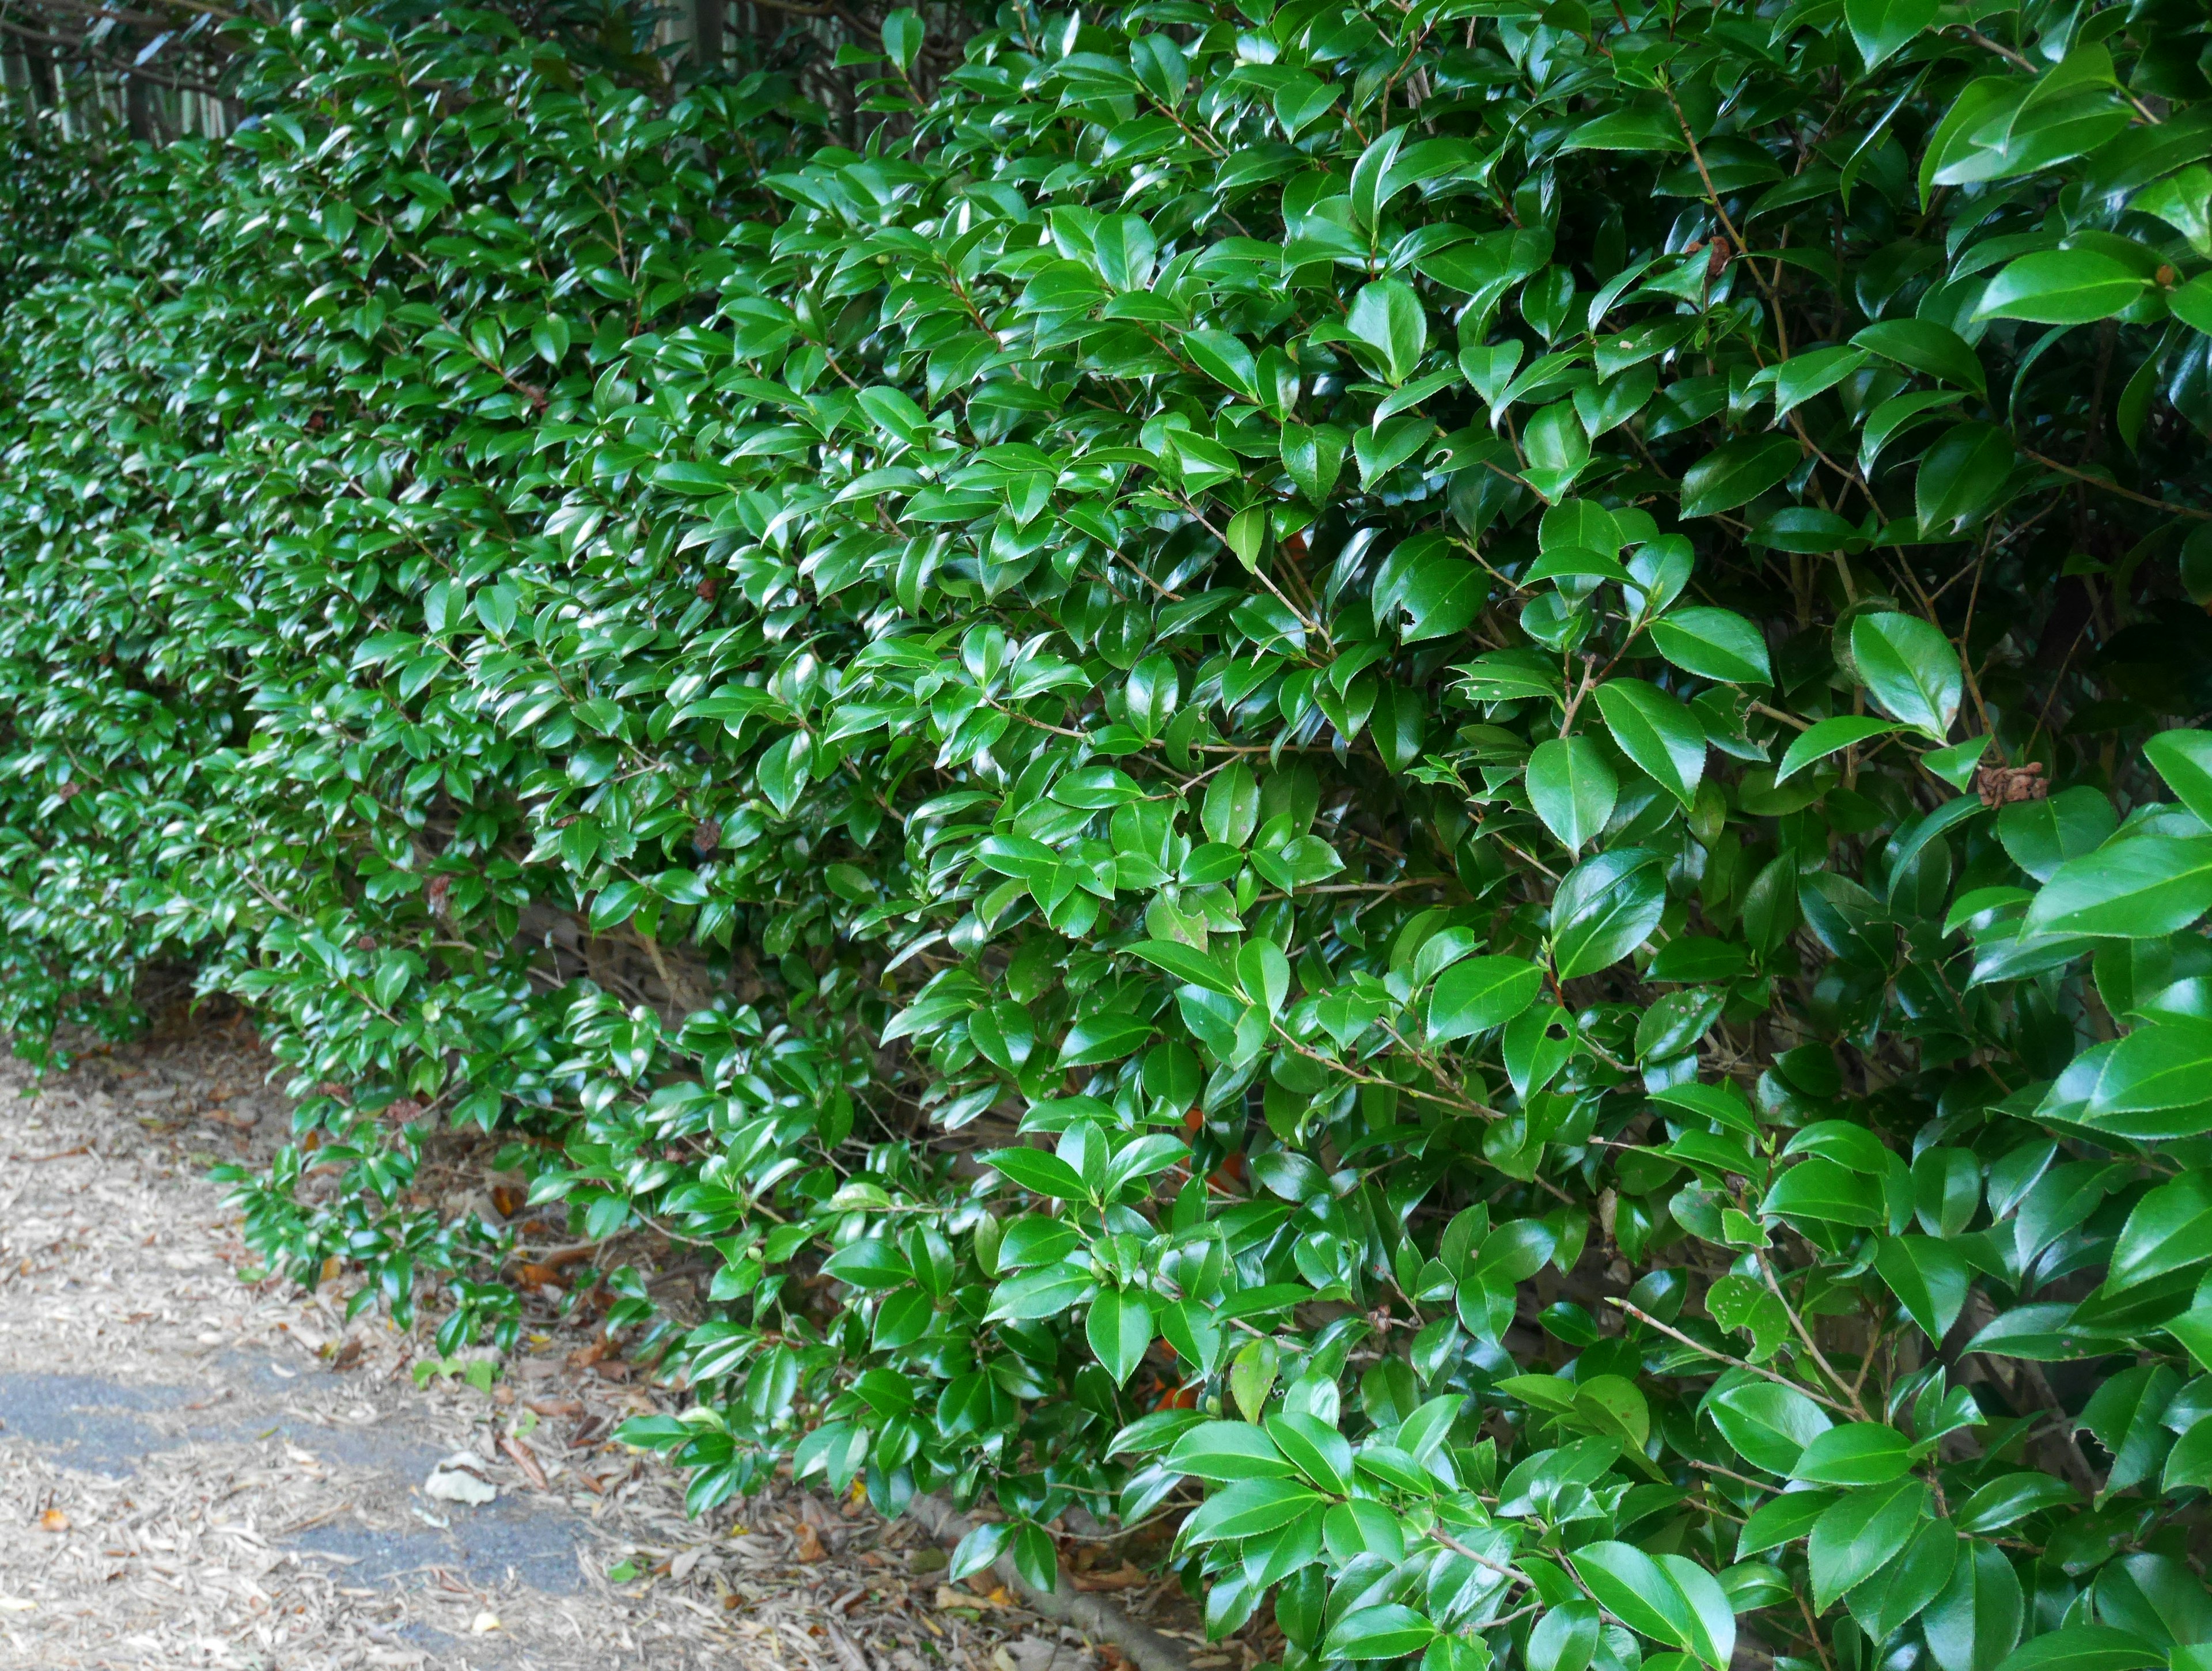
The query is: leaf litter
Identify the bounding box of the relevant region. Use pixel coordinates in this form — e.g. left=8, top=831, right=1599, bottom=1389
left=0, top=1014, right=1219, bottom=1670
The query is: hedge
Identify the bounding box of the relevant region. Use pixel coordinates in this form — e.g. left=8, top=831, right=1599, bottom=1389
left=9, top=0, right=2212, bottom=1667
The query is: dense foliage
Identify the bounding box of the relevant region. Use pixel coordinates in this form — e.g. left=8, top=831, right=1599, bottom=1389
left=12, top=1, right=2212, bottom=1669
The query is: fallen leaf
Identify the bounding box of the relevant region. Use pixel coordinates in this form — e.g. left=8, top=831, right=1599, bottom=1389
left=501, top=1435, right=550, bottom=1492
left=423, top=1453, right=498, bottom=1507
left=935, top=1583, right=1020, bottom=1613
left=1071, top=1563, right=1148, bottom=1591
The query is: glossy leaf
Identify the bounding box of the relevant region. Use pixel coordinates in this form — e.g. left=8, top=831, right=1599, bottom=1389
left=1593, top=679, right=1709, bottom=808
left=1528, top=736, right=1620, bottom=853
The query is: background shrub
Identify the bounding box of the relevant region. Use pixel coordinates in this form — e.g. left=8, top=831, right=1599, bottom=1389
left=9, top=0, right=2212, bottom=1668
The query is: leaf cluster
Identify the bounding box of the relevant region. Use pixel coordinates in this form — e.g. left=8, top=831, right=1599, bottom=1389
left=9, top=2, right=2212, bottom=1671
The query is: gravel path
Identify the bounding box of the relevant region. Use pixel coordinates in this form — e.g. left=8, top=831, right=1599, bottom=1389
left=0, top=1020, right=1153, bottom=1671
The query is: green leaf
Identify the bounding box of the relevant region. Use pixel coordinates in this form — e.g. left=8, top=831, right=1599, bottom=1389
left=1181, top=1478, right=1327, bottom=1544
left=1522, top=401, right=1590, bottom=498
left=1925, top=1544, right=2025, bottom=1671
left=1923, top=736, right=1994, bottom=790
left=653, top=460, right=732, bottom=497
left=1551, top=848, right=1667, bottom=980
left=1322, top=1606, right=1437, bottom=1661
left=1562, top=107, right=1688, bottom=153
left=1964, top=1304, right=2103, bottom=1361
left=1165, top=1420, right=1293, bottom=1480
left=1635, top=987, right=1722, bottom=1061
left=1527, top=736, right=1619, bottom=853
left=1429, top=954, right=1546, bottom=1041
left=1128, top=940, right=1235, bottom=995
left=2073, top=1021, right=2212, bottom=1138
left=1569, top=1541, right=1697, bottom=1654
left=1089, top=1289, right=1153, bottom=1385
left=1854, top=320, right=1988, bottom=396
left=986, top=1264, right=1097, bottom=1319
left=1281, top=423, right=1349, bottom=505
left=1916, top=422, right=2016, bottom=536
left=2171, top=274, right=2212, bottom=335
left=1395, top=552, right=1488, bottom=643
left=1185, top=329, right=1260, bottom=399
left=2103, top=1172, right=2212, bottom=1295
left=1056, top=1010, right=1156, bottom=1067
left=469, top=578, right=520, bottom=638
left=1593, top=679, right=1708, bottom=808
left=1778, top=715, right=1904, bottom=782
left=982, top=1147, right=1090, bottom=1200
left=1230, top=1340, right=1279, bottom=1422
left=1266, top=1411, right=1354, bottom=1494
left=756, top=732, right=814, bottom=817
left=1346, top=279, right=1427, bottom=385
left=1739, top=1488, right=1840, bottom=1555
left=1977, top=251, right=2146, bottom=324
left=1846, top=0, right=1937, bottom=67
left=1768, top=346, right=1872, bottom=421
left=1990, top=1627, right=2164, bottom=1671
left=821, top=1238, right=912, bottom=1289
left=1851, top=612, right=1961, bottom=740
left=2165, top=1415, right=2212, bottom=1490
left=1650, top=608, right=1772, bottom=685
left=1527, top=1603, right=1601, bottom=1671
left=1873, top=1235, right=1972, bottom=1342
left=1998, top=787, right=2118, bottom=883
left=1012, top=1522, right=1057, bottom=1593
left=1809, top=1478, right=1928, bottom=1609
left=1203, top=764, right=1261, bottom=847
left=1707, top=1379, right=1833, bottom=1473
left=1763, top=1157, right=1886, bottom=1227
left=1361, top=422, right=1441, bottom=498
left=1652, top=1079, right=1759, bottom=1131
left=1792, top=1422, right=1914, bottom=1484
left=1660, top=1553, right=1740, bottom=1670
left=2025, top=836, right=2212, bottom=938
left=2146, top=730, right=2212, bottom=825
left=949, top=1522, right=1011, bottom=1581
left=1847, top=1515, right=1957, bottom=1641
left=1680, top=434, right=1802, bottom=518
left=881, top=7, right=925, bottom=70
left=532, top=314, right=571, bottom=365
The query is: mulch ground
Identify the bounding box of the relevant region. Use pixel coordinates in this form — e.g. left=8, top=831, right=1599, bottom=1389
left=0, top=1016, right=1232, bottom=1671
